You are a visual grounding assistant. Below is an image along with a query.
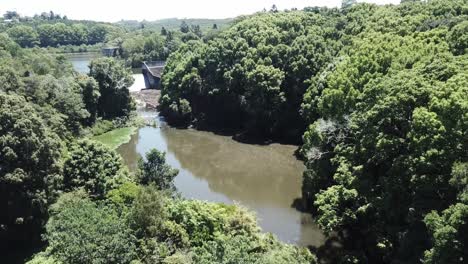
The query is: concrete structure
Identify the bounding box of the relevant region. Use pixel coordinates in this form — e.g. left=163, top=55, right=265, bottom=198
left=101, top=47, right=120, bottom=57
left=142, top=61, right=165, bottom=89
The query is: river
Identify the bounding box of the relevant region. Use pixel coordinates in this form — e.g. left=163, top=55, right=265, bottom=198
left=67, top=53, right=325, bottom=247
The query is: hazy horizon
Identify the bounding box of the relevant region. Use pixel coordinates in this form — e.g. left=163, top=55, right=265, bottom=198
left=1, top=0, right=400, bottom=23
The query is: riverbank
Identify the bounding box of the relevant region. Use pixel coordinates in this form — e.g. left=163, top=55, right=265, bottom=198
left=91, top=126, right=137, bottom=149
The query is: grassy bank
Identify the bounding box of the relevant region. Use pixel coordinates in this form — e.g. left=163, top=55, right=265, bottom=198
left=91, top=126, right=137, bottom=149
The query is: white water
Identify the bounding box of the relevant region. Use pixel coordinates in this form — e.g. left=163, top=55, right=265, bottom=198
left=129, top=73, right=146, bottom=92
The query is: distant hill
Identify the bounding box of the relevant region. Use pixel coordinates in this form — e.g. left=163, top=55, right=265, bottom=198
left=115, top=18, right=233, bottom=32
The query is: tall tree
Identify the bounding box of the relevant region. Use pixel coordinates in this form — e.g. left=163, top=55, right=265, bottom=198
left=180, top=21, right=190, bottom=33
left=89, top=57, right=135, bottom=118
left=137, top=149, right=179, bottom=191
left=0, top=93, right=62, bottom=245
left=63, top=140, right=128, bottom=198
left=6, top=26, right=39, bottom=47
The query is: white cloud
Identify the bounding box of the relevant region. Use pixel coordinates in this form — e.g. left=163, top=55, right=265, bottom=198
left=0, top=0, right=400, bottom=22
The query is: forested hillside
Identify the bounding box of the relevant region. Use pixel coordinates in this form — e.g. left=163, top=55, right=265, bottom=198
left=0, top=11, right=123, bottom=48
left=0, top=14, right=314, bottom=264
left=1, top=11, right=225, bottom=61
left=160, top=0, right=467, bottom=262
left=116, top=18, right=233, bottom=32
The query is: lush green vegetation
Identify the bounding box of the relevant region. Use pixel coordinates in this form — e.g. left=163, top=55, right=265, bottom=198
left=2, top=1, right=467, bottom=263
left=115, top=18, right=228, bottom=68
left=0, top=17, right=312, bottom=263
left=27, top=147, right=315, bottom=264
left=116, top=18, right=232, bottom=32
left=160, top=0, right=467, bottom=262
left=0, top=30, right=135, bottom=258
left=1, top=11, right=124, bottom=48
left=160, top=8, right=342, bottom=141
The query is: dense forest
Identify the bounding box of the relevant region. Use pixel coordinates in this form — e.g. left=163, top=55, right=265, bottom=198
left=159, top=0, right=467, bottom=263
left=1, top=0, right=467, bottom=263
left=0, top=9, right=314, bottom=264
left=116, top=18, right=232, bottom=32
left=0, top=11, right=124, bottom=48
left=1, top=11, right=227, bottom=65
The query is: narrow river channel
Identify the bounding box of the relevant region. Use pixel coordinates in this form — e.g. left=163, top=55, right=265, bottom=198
left=67, top=53, right=325, bottom=247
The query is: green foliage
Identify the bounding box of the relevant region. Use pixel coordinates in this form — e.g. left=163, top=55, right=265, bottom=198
left=130, top=185, right=168, bottom=238
left=32, top=151, right=315, bottom=264
left=76, top=75, right=100, bottom=125
left=120, top=32, right=178, bottom=68
left=106, top=181, right=140, bottom=206
left=166, top=200, right=257, bottom=247
left=26, top=253, right=61, bottom=264
left=0, top=65, right=23, bottom=92
left=0, top=33, right=20, bottom=56
left=116, top=18, right=232, bottom=33
left=89, top=57, right=135, bottom=118
left=0, top=92, right=62, bottom=243
left=24, top=75, right=90, bottom=134
left=1, top=15, right=123, bottom=48
left=137, top=149, right=179, bottom=190
left=43, top=192, right=138, bottom=264
left=6, top=25, right=39, bottom=47
left=298, top=1, right=468, bottom=261
left=88, top=119, right=115, bottom=135
left=63, top=139, right=128, bottom=198
left=161, top=11, right=341, bottom=140
left=423, top=203, right=467, bottom=264
left=192, top=234, right=316, bottom=264
left=450, top=162, right=468, bottom=203
left=448, top=20, right=468, bottom=55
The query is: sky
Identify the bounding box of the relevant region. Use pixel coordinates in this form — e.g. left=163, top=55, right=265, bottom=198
left=1, top=0, right=400, bottom=22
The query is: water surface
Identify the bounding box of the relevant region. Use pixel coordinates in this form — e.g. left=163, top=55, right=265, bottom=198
left=66, top=52, right=101, bottom=74
left=117, top=112, right=325, bottom=247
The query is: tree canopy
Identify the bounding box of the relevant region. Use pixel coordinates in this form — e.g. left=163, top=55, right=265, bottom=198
left=159, top=0, right=468, bottom=262
left=89, top=57, right=135, bottom=119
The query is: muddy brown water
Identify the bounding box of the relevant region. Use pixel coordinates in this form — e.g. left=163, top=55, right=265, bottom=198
left=117, top=111, right=325, bottom=247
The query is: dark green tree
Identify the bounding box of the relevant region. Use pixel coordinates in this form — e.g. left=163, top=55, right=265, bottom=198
left=3, top=11, right=20, bottom=20
left=448, top=20, right=468, bottom=56
left=42, top=192, right=138, bottom=264
left=137, top=149, right=179, bottom=190
left=424, top=203, right=467, bottom=264
left=63, top=139, right=128, bottom=198
left=0, top=93, right=62, bottom=244
left=6, top=25, right=39, bottom=47
left=0, top=65, right=23, bottom=92
left=76, top=75, right=100, bottom=125
left=161, top=26, right=168, bottom=36
left=89, top=57, right=135, bottom=118
left=180, top=21, right=190, bottom=33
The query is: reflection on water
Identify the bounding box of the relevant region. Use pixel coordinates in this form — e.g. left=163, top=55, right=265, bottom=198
left=117, top=112, right=325, bottom=247
left=66, top=52, right=101, bottom=74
